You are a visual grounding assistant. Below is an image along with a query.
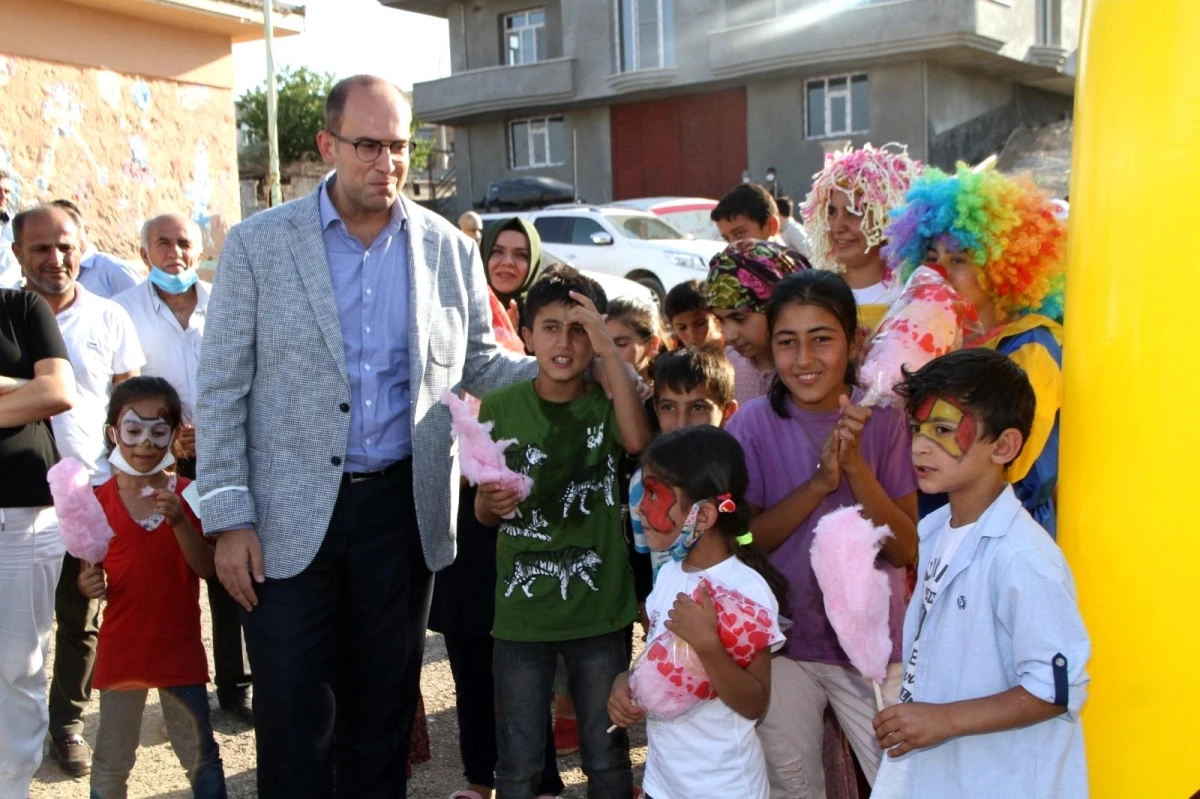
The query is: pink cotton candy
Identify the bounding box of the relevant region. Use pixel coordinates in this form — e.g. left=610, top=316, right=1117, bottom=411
left=47, top=457, right=115, bottom=564
left=859, top=266, right=979, bottom=406
left=810, top=506, right=893, bottom=684
left=441, top=391, right=533, bottom=516
left=629, top=578, right=784, bottom=720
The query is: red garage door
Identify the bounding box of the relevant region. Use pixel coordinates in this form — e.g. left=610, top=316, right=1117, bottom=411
left=611, top=88, right=748, bottom=201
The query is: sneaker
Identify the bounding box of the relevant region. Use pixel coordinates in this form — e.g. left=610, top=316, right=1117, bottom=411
left=553, top=716, right=579, bottom=756
left=51, top=734, right=91, bottom=778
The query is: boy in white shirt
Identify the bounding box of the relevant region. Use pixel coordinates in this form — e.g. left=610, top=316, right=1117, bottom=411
left=872, top=348, right=1090, bottom=798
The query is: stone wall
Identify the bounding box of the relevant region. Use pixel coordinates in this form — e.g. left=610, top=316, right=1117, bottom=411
left=0, top=53, right=239, bottom=260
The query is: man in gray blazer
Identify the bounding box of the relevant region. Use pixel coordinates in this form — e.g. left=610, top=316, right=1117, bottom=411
left=195, top=75, right=537, bottom=797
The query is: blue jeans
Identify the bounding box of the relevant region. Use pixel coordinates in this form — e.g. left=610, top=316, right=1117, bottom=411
left=493, top=630, right=632, bottom=799
left=90, top=684, right=226, bottom=799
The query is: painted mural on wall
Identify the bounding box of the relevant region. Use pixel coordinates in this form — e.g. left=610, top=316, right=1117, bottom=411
left=0, top=54, right=238, bottom=259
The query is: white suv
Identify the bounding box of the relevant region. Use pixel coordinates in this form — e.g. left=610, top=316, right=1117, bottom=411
left=481, top=205, right=724, bottom=303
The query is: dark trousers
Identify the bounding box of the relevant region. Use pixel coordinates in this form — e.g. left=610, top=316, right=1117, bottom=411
left=49, top=553, right=99, bottom=739
left=239, top=462, right=431, bottom=799
left=178, top=457, right=252, bottom=700
left=493, top=631, right=632, bottom=799
left=443, top=634, right=563, bottom=794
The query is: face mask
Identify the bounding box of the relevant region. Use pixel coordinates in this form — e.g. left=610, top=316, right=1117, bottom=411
left=148, top=266, right=199, bottom=294
left=108, top=447, right=176, bottom=476
left=666, top=502, right=705, bottom=562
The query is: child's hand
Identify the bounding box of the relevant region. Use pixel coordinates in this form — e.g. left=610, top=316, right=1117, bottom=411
left=78, top=560, right=106, bottom=599
left=505, top=299, right=521, bottom=331
left=664, top=582, right=722, bottom=656
left=479, top=482, right=521, bottom=520
left=607, top=670, right=645, bottom=729
left=810, top=427, right=841, bottom=495
left=154, top=489, right=186, bottom=526
left=565, top=291, right=617, bottom=357
left=835, top=396, right=872, bottom=478
left=873, top=701, right=956, bottom=757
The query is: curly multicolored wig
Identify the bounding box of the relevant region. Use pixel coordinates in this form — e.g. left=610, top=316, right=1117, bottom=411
left=800, top=143, right=923, bottom=273
left=883, top=164, right=1066, bottom=322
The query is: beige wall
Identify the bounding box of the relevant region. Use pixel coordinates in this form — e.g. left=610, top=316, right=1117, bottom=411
left=0, top=2, right=241, bottom=259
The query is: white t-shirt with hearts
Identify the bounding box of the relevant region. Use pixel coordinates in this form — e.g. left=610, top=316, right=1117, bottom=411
left=641, top=555, right=785, bottom=799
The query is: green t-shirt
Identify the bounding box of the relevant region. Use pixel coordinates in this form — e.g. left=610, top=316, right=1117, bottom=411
left=479, top=380, right=637, bottom=642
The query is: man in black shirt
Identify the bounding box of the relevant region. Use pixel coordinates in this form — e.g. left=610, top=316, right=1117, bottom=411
left=0, top=245, right=75, bottom=795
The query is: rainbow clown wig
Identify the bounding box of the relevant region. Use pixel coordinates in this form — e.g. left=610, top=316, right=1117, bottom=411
left=800, top=143, right=923, bottom=273
left=883, top=164, right=1067, bottom=323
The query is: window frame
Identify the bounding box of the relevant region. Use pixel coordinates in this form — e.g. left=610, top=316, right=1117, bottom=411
left=1036, top=0, right=1060, bottom=46
left=804, top=72, right=870, bottom=140
left=614, top=0, right=675, bottom=73
left=509, top=115, right=567, bottom=170
left=503, top=8, right=547, bottom=67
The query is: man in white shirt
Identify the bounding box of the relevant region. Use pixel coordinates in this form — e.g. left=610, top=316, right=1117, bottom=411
left=12, top=205, right=145, bottom=778
left=50, top=200, right=144, bottom=299
left=0, top=170, right=21, bottom=288
left=114, top=212, right=253, bottom=722
left=775, top=196, right=813, bottom=259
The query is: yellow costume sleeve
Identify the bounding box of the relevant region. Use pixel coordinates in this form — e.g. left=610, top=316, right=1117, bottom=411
left=1005, top=339, right=1062, bottom=483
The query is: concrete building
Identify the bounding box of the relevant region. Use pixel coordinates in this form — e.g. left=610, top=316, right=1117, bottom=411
left=380, top=0, right=1079, bottom=215
left=0, top=0, right=304, bottom=259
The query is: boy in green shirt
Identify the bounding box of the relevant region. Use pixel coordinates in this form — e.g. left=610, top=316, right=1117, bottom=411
left=476, top=267, right=651, bottom=799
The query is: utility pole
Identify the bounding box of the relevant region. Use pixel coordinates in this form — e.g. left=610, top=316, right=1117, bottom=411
left=264, top=0, right=282, bottom=207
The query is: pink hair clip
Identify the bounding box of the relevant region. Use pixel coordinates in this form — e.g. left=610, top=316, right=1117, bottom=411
left=715, top=494, right=736, bottom=514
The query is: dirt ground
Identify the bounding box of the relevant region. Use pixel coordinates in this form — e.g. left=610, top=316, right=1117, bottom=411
left=30, top=594, right=648, bottom=798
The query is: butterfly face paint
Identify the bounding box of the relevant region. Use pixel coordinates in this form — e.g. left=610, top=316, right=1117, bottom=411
left=637, top=476, right=678, bottom=535
left=114, top=408, right=174, bottom=449
left=913, top=396, right=978, bottom=459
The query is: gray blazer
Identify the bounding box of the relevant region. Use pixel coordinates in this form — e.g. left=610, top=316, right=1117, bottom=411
left=195, top=187, right=536, bottom=578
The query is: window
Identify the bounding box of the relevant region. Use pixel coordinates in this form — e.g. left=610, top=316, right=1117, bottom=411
left=1036, top=0, right=1060, bottom=45
left=609, top=213, right=684, bottom=241
left=505, top=9, right=547, bottom=66
left=569, top=218, right=608, bottom=245
left=805, top=73, right=869, bottom=139
left=616, top=0, right=675, bottom=72
left=533, top=216, right=572, bottom=243
left=510, top=116, right=567, bottom=169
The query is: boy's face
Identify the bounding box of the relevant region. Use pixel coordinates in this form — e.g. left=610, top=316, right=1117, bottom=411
left=716, top=214, right=778, bottom=244
left=712, top=308, right=770, bottom=362
left=670, top=309, right=722, bottom=349
left=522, top=301, right=594, bottom=384
left=654, top=386, right=737, bottom=432
left=910, top=396, right=1007, bottom=494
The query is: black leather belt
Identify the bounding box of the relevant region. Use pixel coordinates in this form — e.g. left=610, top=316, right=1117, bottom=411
left=342, top=459, right=408, bottom=483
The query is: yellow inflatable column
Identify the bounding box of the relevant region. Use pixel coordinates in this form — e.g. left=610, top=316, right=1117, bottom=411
left=1061, top=1, right=1200, bottom=794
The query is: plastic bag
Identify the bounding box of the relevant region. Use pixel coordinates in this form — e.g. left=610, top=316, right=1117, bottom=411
left=629, top=577, right=785, bottom=720
left=858, top=265, right=981, bottom=406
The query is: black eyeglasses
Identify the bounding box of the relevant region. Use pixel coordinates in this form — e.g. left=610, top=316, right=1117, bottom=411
left=327, top=132, right=415, bottom=162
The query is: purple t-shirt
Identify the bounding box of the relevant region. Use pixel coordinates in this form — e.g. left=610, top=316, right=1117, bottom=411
left=725, top=389, right=917, bottom=667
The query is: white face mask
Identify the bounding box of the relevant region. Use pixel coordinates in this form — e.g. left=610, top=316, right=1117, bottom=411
left=108, top=446, right=176, bottom=477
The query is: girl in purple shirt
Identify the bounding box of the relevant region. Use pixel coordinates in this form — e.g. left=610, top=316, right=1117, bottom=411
left=725, top=270, right=919, bottom=797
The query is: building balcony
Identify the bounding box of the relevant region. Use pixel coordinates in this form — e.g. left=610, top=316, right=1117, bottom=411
left=707, top=0, right=1002, bottom=78
left=412, top=58, right=576, bottom=125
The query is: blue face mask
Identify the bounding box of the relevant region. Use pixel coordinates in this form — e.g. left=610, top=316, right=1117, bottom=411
left=148, top=266, right=199, bottom=294
left=667, top=501, right=705, bottom=562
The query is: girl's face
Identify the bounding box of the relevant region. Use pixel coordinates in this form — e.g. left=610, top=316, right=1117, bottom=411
left=109, top=396, right=176, bottom=474
left=487, top=230, right=531, bottom=297
left=713, top=308, right=770, bottom=363
left=606, top=318, right=658, bottom=375
left=637, top=470, right=687, bottom=552
left=771, top=302, right=854, bottom=412
left=926, top=240, right=990, bottom=318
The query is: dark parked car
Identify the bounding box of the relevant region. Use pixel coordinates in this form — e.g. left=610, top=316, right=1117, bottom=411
left=481, top=177, right=576, bottom=211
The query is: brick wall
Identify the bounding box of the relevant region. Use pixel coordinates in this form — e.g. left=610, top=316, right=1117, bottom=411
left=0, top=53, right=239, bottom=260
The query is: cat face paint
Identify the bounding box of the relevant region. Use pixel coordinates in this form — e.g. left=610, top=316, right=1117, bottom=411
left=912, top=396, right=978, bottom=459
left=637, top=476, right=678, bottom=534
left=114, top=408, right=174, bottom=449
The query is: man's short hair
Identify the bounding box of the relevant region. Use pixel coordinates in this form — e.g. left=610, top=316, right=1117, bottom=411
left=50, top=199, right=84, bottom=226
left=11, top=205, right=75, bottom=246
left=776, top=196, right=793, bottom=218
left=663, top=279, right=709, bottom=321
left=711, top=183, right=778, bottom=227
left=325, top=75, right=406, bottom=135
left=653, top=346, right=735, bottom=408
left=523, top=265, right=607, bottom=327
left=140, top=213, right=201, bottom=252
left=895, top=348, right=1035, bottom=465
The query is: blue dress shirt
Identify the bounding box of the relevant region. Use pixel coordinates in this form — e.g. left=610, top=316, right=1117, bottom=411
left=319, top=180, right=411, bottom=471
